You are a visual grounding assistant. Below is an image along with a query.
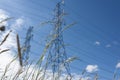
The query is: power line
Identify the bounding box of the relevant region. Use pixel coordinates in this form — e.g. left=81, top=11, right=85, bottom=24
left=19, top=29, right=115, bottom=76
left=18, top=30, right=116, bottom=80
left=1, top=0, right=118, bottom=78
left=20, top=23, right=115, bottom=75
left=43, top=1, right=72, bottom=80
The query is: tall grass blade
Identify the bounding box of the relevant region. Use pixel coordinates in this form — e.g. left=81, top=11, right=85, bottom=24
left=16, top=34, right=23, bottom=67
left=0, top=30, right=12, bottom=46
left=0, top=49, right=10, bottom=54
left=0, top=17, right=13, bottom=23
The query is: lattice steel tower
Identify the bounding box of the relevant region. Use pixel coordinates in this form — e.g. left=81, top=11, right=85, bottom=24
left=113, top=68, right=120, bottom=80
left=22, top=26, right=33, bottom=65
left=44, top=0, right=71, bottom=79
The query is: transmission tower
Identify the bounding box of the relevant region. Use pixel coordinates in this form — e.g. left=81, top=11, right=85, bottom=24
left=44, top=0, right=71, bottom=79
left=113, top=68, right=120, bottom=80
left=22, top=26, right=33, bottom=65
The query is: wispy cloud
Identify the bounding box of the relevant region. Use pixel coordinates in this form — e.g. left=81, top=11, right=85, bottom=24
left=94, top=41, right=100, bottom=46
left=105, top=44, right=111, bottom=48
left=86, top=65, right=98, bottom=73
left=112, top=41, right=119, bottom=46
left=11, top=18, right=24, bottom=30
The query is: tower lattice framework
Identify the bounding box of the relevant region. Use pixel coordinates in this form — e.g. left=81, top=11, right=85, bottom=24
left=22, top=26, right=33, bottom=65
left=44, top=0, right=71, bottom=79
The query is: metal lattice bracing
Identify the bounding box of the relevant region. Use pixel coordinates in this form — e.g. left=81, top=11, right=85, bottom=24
left=22, top=26, right=33, bottom=65
left=113, top=69, right=120, bottom=80
left=44, top=0, right=71, bottom=79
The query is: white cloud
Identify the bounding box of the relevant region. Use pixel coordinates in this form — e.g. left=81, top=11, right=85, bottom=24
left=0, top=9, right=93, bottom=80
left=106, top=44, right=111, bottom=48
left=0, top=9, right=24, bottom=78
left=0, top=9, right=9, bottom=26
left=0, top=18, right=24, bottom=51
left=11, top=18, right=24, bottom=31
left=71, top=73, right=91, bottom=80
left=0, top=31, right=16, bottom=49
left=86, top=65, right=98, bottom=73
left=0, top=9, right=16, bottom=67
left=80, top=77, right=91, bottom=80
left=0, top=9, right=9, bottom=19
left=95, top=41, right=100, bottom=45
left=116, top=62, right=120, bottom=68
left=16, top=18, right=24, bottom=25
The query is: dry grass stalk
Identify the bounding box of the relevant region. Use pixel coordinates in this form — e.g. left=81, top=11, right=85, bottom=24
left=0, top=30, right=12, bottom=46
left=0, top=55, right=18, bottom=80
left=0, top=49, right=10, bottom=54
left=22, top=62, right=33, bottom=80
left=0, top=17, right=13, bottom=23
left=16, top=34, right=23, bottom=67
left=61, top=22, right=76, bottom=33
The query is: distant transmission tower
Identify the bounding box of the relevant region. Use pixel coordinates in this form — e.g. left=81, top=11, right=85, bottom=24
left=44, top=0, right=71, bottom=79
left=22, top=26, right=33, bottom=65
left=113, top=68, right=120, bottom=80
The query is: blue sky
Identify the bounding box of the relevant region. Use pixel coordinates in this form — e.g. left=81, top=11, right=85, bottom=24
left=0, top=0, right=120, bottom=79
